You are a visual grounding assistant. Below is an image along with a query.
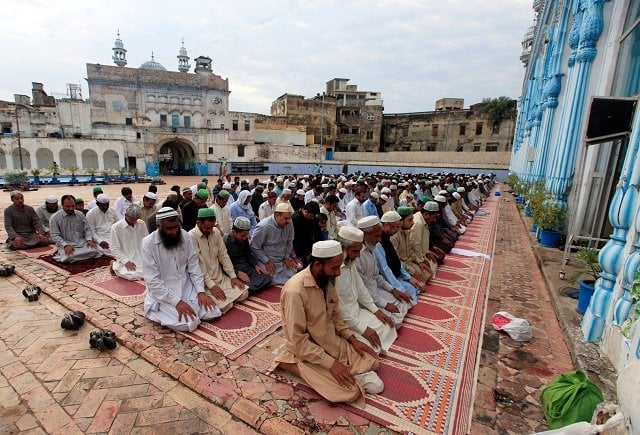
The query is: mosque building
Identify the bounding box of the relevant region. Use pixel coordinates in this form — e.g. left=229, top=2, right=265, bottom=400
left=509, top=0, right=640, bottom=419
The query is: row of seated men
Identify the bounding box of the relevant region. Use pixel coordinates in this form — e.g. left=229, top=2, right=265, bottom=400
left=3, top=171, right=493, bottom=405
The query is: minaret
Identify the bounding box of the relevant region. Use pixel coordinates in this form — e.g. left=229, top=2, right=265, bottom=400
left=177, top=38, right=191, bottom=73
left=112, top=30, right=127, bottom=67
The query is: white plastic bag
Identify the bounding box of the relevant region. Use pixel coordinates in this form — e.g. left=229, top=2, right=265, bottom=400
left=492, top=311, right=532, bottom=341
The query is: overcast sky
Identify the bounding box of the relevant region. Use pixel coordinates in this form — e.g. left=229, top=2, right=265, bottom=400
left=2, top=0, right=534, bottom=114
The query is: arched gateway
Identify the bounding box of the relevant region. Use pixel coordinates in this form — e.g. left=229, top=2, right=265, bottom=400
left=157, top=139, right=196, bottom=176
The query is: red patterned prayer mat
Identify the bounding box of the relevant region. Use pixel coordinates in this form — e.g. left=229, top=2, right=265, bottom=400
left=13, top=244, right=57, bottom=258
left=35, top=254, right=114, bottom=276
left=179, top=285, right=283, bottom=360
left=70, top=268, right=146, bottom=306
left=264, top=198, right=499, bottom=434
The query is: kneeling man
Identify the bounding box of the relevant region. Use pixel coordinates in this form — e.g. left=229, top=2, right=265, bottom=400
left=143, top=207, right=221, bottom=332
left=4, top=191, right=51, bottom=249
left=272, top=240, right=384, bottom=407
left=50, top=195, right=103, bottom=263
left=190, top=208, right=248, bottom=313
left=110, top=204, right=148, bottom=280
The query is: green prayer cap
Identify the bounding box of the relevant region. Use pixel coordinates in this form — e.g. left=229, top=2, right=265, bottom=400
left=398, top=206, right=413, bottom=217
left=197, top=182, right=207, bottom=189
left=217, top=190, right=230, bottom=199
left=197, top=207, right=215, bottom=219
left=196, top=189, right=209, bottom=200
left=75, top=197, right=84, bottom=204
left=92, top=187, right=103, bottom=194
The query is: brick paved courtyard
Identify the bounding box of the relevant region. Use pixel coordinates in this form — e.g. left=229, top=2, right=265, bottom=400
left=0, top=178, right=580, bottom=434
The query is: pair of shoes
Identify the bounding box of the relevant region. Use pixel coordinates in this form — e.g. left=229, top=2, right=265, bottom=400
left=61, top=311, right=86, bottom=330
left=22, top=285, right=42, bottom=302
left=0, top=264, right=16, bottom=276
left=89, top=329, right=117, bottom=351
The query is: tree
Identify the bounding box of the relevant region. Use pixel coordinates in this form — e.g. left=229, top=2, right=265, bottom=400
left=477, top=96, right=516, bottom=126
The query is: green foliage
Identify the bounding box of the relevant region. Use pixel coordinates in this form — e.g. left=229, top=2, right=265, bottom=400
left=67, top=165, right=79, bottom=176
left=4, top=171, right=29, bottom=184
left=86, top=168, right=97, bottom=176
left=532, top=200, right=566, bottom=231
left=570, top=247, right=602, bottom=283
left=101, top=169, right=112, bottom=178
left=151, top=176, right=165, bottom=185
left=30, top=168, right=42, bottom=177
left=118, top=167, right=127, bottom=175
left=128, top=167, right=139, bottom=176
left=478, top=96, right=517, bottom=126
left=621, top=267, right=640, bottom=337
left=506, top=173, right=519, bottom=188
left=49, top=163, right=60, bottom=177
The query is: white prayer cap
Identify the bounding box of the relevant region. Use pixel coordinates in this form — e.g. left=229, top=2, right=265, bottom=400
left=321, top=183, right=329, bottom=188
left=45, top=195, right=58, bottom=204
left=156, top=206, right=179, bottom=221
left=370, top=192, right=379, bottom=199
left=222, top=182, right=232, bottom=189
left=96, top=194, right=109, bottom=204
left=434, top=194, right=447, bottom=203
left=296, top=189, right=305, bottom=196
left=439, top=190, right=448, bottom=196
left=390, top=185, right=398, bottom=190
left=381, top=187, right=391, bottom=194
left=339, top=188, right=347, bottom=194
left=338, top=226, right=364, bottom=243
left=380, top=194, right=389, bottom=202
left=381, top=210, right=401, bottom=223
left=457, top=187, right=466, bottom=193
left=274, top=202, right=293, bottom=213
left=166, top=191, right=178, bottom=197
left=233, top=216, right=251, bottom=230
left=262, top=193, right=268, bottom=198
left=358, top=215, right=380, bottom=229
left=425, top=201, right=440, bottom=212
left=452, top=192, right=461, bottom=200
left=311, top=240, right=342, bottom=258
left=282, top=188, right=291, bottom=196
left=144, top=192, right=158, bottom=201
left=276, top=177, right=284, bottom=182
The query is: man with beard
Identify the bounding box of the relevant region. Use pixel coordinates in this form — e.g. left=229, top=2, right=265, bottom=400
left=335, top=226, right=397, bottom=353
left=356, top=216, right=412, bottom=328
left=250, top=202, right=299, bottom=285
left=142, top=207, right=221, bottom=332
left=36, top=195, right=59, bottom=236
left=377, top=211, right=422, bottom=301
left=224, top=217, right=273, bottom=294
left=86, top=194, right=119, bottom=253
left=110, top=204, right=148, bottom=281
left=190, top=208, right=248, bottom=313
left=50, top=195, right=103, bottom=263
left=391, top=206, right=431, bottom=283
left=410, top=201, right=443, bottom=271
left=290, top=189, right=306, bottom=211
left=211, top=190, right=232, bottom=236
left=272, top=240, right=383, bottom=407
left=292, top=200, right=322, bottom=267
left=230, top=190, right=257, bottom=234
left=320, top=194, right=340, bottom=240
left=4, top=191, right=51, bottom=249
left=86, top=186, right=103, bottom=211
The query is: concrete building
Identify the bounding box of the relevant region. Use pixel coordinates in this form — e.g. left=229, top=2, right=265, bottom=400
left=383, top=99, right=516, bottom=153
left=509, top=1, right=640, bottom=427
left=270, top=93, right=336, bottom=148
left=325, top=78, right=384, bottom=152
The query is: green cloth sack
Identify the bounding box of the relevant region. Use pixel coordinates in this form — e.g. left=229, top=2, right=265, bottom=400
left=540, top=370, right=604, bottom=429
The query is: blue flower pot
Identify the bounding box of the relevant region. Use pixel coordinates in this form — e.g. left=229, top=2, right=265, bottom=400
left=531, top=224, right=537, bottom=233
left=524, top=205, right=532, bottom=217
left=577, top=280, right=595, bottom=314
left=539, top=229, right=561, bottom=248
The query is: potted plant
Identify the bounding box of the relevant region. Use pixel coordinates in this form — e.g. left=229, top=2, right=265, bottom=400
left=86, top=168, right=97, bottom=183
left=67, top=165, right=80, bottom=184
left=533, top=199, right=566, bottom=247
left=128, top=166, right=139, bottom=181
left=30, top=168, right=42, bottom=185
left=101, top=169, right=112, bottom=183
left=570, top=246, right=602, bottom=314
left=528, top=181, right=546, bottom=231
left=50, top=162, right=61, bottom=183
left=117, top=166, right=127, bottom=181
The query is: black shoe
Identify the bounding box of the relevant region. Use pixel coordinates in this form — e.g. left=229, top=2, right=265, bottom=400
left=61, top=311, right=86, bottom=330
left=89, top=330, right=103, bottom=350
left=6, top=265, right=15, bottom=275
left=22, top=285, right=41, bottom=302
left=101, top=329, right=117, bottom=350
left=0, top=268, right=7, bottom=277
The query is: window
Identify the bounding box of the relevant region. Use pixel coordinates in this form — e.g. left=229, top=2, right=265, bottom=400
left=486, top=144, right=498, bottom=152
left=208, top=147, right=214, bottom=154
left=160, top=114, right=167, bottom=127
left=475, top=122, right=483, bottom=135
left=432, top=125, right=438, bottom=136
left=232, top=120, right=238, bottom=131
left=125, top=117, right=133, bottom=125
left=492, top=123, right=500, bottom=134
left=172, top=114, right=179, bottom=128
left=244, top=120, right=250, bottom=131
left=351, top=127, right=359, bottom=134
left=237, top=145, right=245, bottom=157
left=367, top=112, right=374, bottom=121
left=1, top=122, right=12, bottom=134
left=184, top=116, right=191, bottom=128
left=220, top=123, right=224, bottom=129
left=136, top=132, right=141, bottom=139
left=341, top=126, right=350, bottom=134
left=473, top=144, right=481, bottom=152
left=459, top=125, right=466, bottom=135
left=402, top=127, right=408, bottom=137
left=426, top=144, right=436, bottom=151
left=366, top=131, right=373, bottom=140
left=206, top=119, right=211, bottom=127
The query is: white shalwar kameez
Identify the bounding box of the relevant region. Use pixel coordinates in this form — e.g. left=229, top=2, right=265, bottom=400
left=86, top=206, right=119, bottom=253
left=110, top=218, right=148, bottom=280
left=49, top=210, right=103, bottom=263
left=142, top=229, right=221, bottom=332
left=335, top=261, right=397, bottom=352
